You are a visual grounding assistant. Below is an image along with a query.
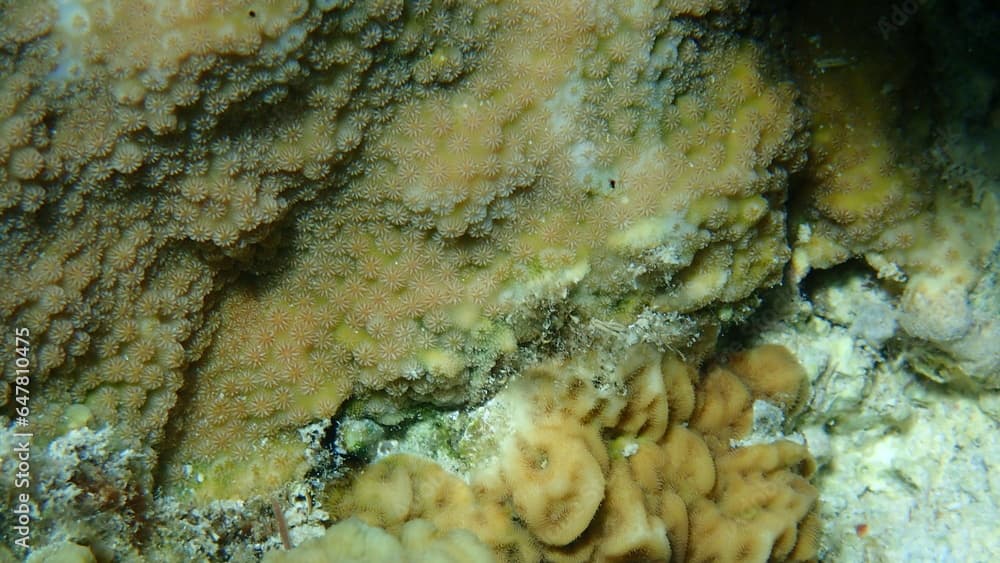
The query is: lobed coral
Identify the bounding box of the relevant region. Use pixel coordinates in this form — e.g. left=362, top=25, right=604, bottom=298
left=262, top=517, right=496, bottom=563
left=316, top=344, right=819, bottom=562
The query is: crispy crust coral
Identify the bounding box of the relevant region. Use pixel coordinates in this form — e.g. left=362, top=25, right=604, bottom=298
left=324, top=344, right=819, bottom=562
left=501, top=425, right=606, bottom=546
left=727, top=344, right=810, bottom=415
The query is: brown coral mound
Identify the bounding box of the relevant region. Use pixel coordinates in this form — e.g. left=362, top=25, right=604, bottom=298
left=325, top=344, right=820, bottom=562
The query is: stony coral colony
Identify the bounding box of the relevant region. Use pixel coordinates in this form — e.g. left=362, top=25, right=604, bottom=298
left=0, top=0, right=994, bottom=560
left=291, top=344, right=820, bottom=563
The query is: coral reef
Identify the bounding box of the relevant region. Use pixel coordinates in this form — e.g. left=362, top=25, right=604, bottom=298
left=1, top=0, right=996, bottom=560
left=0, top=0, right=808, bottom=484
left=262, top=517, right=496, bottom=563
left=741, top=263, right=1000, bottom=562
left=1, top=0, right=497, bottom=459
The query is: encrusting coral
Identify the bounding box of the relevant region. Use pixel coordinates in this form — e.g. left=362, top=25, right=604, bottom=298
left=317, top=344, right=820, bottom=562
left=161, top=0, right=809, bottom=499
left=1, top=0, right=497, bottom=459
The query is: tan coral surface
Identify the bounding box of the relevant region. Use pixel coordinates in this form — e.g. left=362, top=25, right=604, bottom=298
left=321, top=345, right=820, bottom=562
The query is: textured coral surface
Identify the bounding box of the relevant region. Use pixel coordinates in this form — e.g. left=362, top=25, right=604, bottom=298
left=1, top=0, right=996, bottom=560
left=319, top=344, right=819, bottom=562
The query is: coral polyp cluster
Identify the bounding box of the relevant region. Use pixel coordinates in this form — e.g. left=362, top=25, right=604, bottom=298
left=158, top=0, right=809, bottom=500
